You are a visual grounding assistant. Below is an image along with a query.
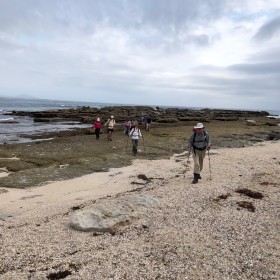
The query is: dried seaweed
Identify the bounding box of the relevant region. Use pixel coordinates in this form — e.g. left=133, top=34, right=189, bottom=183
left=236, top=201, right=255, bottom=212
left=214, top=193, right=232, bottom=202
left=235, top=188, right=263, bottom=199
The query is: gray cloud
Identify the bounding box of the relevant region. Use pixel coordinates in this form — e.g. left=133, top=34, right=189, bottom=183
left=0, top=0, right=280, bottom=110
left=248, top=47, right=280, bottom=62
left=228, top=61, right=280, bottom=74
left=253, top=15, right=280, bottom=41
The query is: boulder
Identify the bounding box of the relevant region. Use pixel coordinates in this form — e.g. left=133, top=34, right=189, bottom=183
left=70, top=194, right=158, bottom=233
left=246, top=120, right=257, bottom=126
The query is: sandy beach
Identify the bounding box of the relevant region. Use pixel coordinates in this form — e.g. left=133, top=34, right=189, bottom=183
left=0, top=141, right=279, bottom=279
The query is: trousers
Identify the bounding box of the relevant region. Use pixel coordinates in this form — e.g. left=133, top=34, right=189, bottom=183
left=192, top=149, right=206, bottom=174
left=132, top=139, right=139, bottom=155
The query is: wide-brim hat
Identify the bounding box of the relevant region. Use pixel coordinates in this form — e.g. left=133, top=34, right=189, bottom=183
left=194, top=122, right=204, bottom=129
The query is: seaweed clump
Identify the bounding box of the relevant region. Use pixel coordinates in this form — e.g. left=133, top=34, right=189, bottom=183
left=235, top=188, right=264, bottom=199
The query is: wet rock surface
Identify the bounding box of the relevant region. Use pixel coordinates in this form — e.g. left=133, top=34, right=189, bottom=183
left=0, top=106, right=279, bottom=189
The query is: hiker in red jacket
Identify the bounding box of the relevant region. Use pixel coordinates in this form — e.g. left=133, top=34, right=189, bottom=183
left=93, top=118, right=102, bottom=140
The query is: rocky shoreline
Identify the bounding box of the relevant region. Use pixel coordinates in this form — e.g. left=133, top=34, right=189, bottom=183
left=0, top=106, right=279, bottom=189
left=7, top=105, right=271, bottom=124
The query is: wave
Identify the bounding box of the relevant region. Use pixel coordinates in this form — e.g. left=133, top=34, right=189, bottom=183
left=267, top=115, right=280, bottom=119
left=0, top=117, right=14, bottom=121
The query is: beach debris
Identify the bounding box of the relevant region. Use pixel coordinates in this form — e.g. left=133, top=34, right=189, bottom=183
left=0, top=212, right=18, bottom=221
left=137, top=174, right=151, bottom=182
left=19, top=194, right=44, bottom=200
left=46, top=270, right=72, bottom=279
left=130, top=174, right=151, bottom=185
left=235, top=188, right=264, bottom=199
left=236, top=201, right=256, bottom=212
left=214, top=193, right=232, bottom=202
left=70, top=194, right=158, bottom=233
left=71, top=205, right=84, bottom=211
left=131, top=181, right=146, bottom=185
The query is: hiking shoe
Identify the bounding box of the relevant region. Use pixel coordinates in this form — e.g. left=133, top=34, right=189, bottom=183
left=198, top=174, right=202, bottom=179
left=192, top=178, right=198, bottom=184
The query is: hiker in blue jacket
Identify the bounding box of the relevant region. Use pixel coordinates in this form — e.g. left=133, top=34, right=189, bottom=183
left=187, top=123, right=211, bottom=184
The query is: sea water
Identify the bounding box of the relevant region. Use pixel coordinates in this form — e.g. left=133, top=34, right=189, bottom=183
left=0, top=97, right=114, bottom=144
left=0, top=97, right=279, bottom=144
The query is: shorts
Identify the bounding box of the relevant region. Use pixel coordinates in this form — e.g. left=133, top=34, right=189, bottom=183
left=107, top=128, right=114, bottom=132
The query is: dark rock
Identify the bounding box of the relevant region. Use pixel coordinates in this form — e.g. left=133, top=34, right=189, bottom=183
left=7, top=106, right=270, bottom=125
left=267, top=131, right=280, bottom=141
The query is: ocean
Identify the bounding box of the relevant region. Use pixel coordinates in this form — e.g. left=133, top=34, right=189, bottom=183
left=0, top=97, right=113, bottom=144
left=0, top=97, right=279, bottom=144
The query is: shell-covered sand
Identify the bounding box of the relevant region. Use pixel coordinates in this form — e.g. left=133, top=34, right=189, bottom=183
left=0, top=141, right=279, bottom=279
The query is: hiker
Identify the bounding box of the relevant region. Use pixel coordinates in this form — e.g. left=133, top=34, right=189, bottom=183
left=124, top=119, right=132, bottom=136
left=187, top=122, right=211, bottom=184
left=130, top=116, right=138, bottom=131
left=93, top=117, right=102, bottom=140
left=145, top=116, right=152, bottom=132
left=141, top=112, right=145, bottom=124
left=105, top=115, right=116, bottom=141
left=129, top=122, right=142, bottom=156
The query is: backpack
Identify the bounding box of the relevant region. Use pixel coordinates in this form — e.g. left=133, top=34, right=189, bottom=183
left=130, top=127, right=141, bottom=138
left=192, top=130, right=207, bottom=149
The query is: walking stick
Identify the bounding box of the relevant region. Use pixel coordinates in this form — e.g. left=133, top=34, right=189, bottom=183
left=142, top=136, right=145, bottom=154
left=125, top=135, right=129, bottom=152
left=208, top=149, right=212, bottom=181
left=183, top=151, right=191, bottom=178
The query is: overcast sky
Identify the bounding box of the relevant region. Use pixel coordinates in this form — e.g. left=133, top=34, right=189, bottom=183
left=0, top=0, right=280, bottom=110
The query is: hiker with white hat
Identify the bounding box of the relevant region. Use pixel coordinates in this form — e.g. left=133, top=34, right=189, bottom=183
left=186, top=122, right=211, bottom=184
left=105, top=115, right=116, bottom=141
left=93, top=117, right=102, bottom=140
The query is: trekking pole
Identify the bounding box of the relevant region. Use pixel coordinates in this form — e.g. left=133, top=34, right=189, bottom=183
left=183, top=150, right=191, bottom=178
left=208, top=149, right=212, bottom=181
left=142, top=136, right=145, bottom=154
left=125, top=135, right=129, bottom=152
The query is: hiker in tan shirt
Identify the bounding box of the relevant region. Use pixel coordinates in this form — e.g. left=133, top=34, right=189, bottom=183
left=105, top=115, right=116, bottom=141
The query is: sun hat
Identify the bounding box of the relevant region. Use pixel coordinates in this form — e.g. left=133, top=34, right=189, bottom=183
left=97, top=118, right=100, bottom=121
left=194, top=122, right=204, bottom=129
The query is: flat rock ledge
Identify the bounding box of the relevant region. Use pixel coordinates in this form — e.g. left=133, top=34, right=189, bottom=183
left=70, top=194, right=158, bottom=233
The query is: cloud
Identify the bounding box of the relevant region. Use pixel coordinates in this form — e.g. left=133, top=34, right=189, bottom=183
left=0, top=0, right=280, bottom=110
left=229, top=61, right=280, bottom=74
left=253, top=15, right=280, bottom=41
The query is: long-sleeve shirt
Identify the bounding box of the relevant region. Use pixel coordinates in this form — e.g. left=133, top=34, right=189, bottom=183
left=187, top=131, right=210, bottom=150
left=93, top=121, right=102, bottom=129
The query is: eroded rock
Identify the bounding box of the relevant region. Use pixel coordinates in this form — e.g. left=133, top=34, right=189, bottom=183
left=70, top=194, right=158, bottom=233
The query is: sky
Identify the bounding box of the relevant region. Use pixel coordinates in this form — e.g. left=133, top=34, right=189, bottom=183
left=0, top=0, right=280, bottom=110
